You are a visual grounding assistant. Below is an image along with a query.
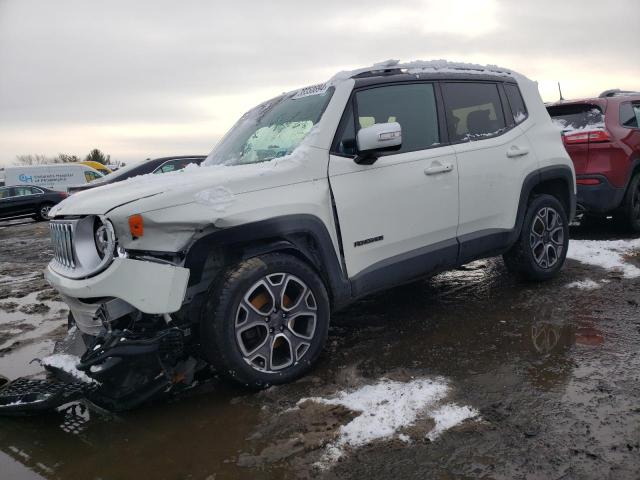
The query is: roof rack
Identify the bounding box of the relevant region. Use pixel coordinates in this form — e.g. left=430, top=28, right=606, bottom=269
left=598, top=89, right=640, bottom=98
left=345, top=60, right=513, bottom=80
left=352, top=68, right=405, bottom=79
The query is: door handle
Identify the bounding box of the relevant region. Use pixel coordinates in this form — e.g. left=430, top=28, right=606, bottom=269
left=424, top=161, right=454, bottom=175
left=506, top=145, right=529, bottom=158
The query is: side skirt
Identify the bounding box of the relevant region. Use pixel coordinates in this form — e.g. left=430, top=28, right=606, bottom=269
left=350, top=239, right=459, bottom=298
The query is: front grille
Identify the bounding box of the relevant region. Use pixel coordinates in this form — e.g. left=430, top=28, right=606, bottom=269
left=50, top=221, right=76, bottom=268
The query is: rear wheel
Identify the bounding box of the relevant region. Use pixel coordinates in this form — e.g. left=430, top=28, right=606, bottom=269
left=503, top=194, right=569, bottom=281
left=619, top=172, right=640, bottom=232
left=37, top=203, right=54, bottom=221
left=200, top=253, right=330, bottom=388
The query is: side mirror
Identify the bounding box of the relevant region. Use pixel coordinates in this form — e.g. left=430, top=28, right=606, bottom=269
left=355, top=122, right=402, bottom=165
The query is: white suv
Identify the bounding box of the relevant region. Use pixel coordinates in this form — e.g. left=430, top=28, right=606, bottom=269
left=45, top=60, right=575, bottom=398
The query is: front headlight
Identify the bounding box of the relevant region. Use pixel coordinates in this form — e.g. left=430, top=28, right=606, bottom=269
left=49, top=215, right=117, bottom=279
left=94, top=218, right=116, bottom=259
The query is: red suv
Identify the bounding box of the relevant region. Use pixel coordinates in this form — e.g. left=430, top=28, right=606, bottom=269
left=547, top=90, right=640, bottom=231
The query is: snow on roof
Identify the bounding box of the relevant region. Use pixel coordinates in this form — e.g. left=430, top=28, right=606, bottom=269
left=328, top=59, right=514, bottom=84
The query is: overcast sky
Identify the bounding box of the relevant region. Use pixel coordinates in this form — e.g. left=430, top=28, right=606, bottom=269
left=0, top=0, right=638, bottom=166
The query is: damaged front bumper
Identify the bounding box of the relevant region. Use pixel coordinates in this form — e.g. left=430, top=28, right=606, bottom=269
left=0, top=324, right=200, bottom=415
left=0, top=258, right=199, bottom=415
left=44, top=257, right=190, bottom=317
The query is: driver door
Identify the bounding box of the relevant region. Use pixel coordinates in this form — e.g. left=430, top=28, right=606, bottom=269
left=329, top=83, right=459, bottom=295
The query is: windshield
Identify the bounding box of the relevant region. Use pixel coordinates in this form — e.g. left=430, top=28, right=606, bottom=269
left=204, top=86, right=334, bottom=166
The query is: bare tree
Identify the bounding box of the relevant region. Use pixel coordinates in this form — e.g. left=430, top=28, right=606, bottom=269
left=15, top=154, right=50, bottom=165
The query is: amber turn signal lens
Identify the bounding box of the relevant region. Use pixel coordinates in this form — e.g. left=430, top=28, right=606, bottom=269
left=128, top=214, right=144, bottom=238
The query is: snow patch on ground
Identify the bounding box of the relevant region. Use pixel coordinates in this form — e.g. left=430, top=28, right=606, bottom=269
left=299, top=377, right=478, bottom=468
left=41, top=354, right=95, bottom=383
left=427, top=404, right=479, bottom=441
left=567, top=238, right=640, bottom=278
left=565, top=279, right=601, bottom=290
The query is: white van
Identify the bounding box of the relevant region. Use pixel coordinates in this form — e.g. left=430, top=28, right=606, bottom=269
left=4, top=164, right=104, bottom=192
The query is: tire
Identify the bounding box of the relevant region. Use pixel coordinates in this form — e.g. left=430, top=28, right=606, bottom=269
left=503, top=194, right=569, bottom=281
left=37, top=202, right=54, bottom=221
left=618, top=172, right=640, bottom=232
left=200, top=253, right=330, bottom=388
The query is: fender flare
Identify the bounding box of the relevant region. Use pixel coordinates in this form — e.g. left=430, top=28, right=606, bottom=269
left=183, top=214, right=352, bottom=308
left=509, top=165, right=576, bottom=245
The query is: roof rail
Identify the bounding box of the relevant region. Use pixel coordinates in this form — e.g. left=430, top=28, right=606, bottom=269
left=599, top=89, right=640, bottom=98
left=352, top=68, right=405, bottom=79
left=344, top=60, right=513, bottom=80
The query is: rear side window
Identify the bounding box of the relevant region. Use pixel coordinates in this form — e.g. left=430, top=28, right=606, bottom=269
left=547, top=104, right=604, bottom=132
left=504, top=84, right=527, bottom=124
left=441, top=82, right=507, bottom=142
left=0, top=187, right=12, bottom=199
left=156, top=159, right=199, bottom=174
left=620, top=102, right=640, bottom=128
left=14, top=186, right=36, bottom=196
left=335, top=83, right=440, bottom=156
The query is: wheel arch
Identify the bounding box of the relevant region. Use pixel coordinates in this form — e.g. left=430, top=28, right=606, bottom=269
left=625, top=155, right=640, bottom=188
left=510, top=165, right=576, bottom=244
left=183, top=215, right=351, bottom=310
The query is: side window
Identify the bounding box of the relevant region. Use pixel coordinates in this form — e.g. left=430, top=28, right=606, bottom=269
left=442, top=82, right=507, bottom=142
left=620, top=102, right=640, bottom=128
left=334, top=83, right=440, bottom=156
left=155, top=161, right=177, bottom=174
left=504, top=84, right=528, bottom=124
left=0, top=188, right=11, bottom=199
left=354, top=84, right=440, bottom=155
left=14, top=186, right=34, bottom=196
left=155, top=159, right=194, bottom=174
left=172, top=159, right=197, bottom=171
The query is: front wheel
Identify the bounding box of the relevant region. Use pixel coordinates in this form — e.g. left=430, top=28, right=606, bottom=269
left=200, top=253, right=330, bottom=388
left=503, top=194, right=569, bottom=281
left=37, top=203, right=54, bottom=221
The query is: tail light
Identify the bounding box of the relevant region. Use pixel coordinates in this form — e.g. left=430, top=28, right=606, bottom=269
left=586, top=130, right=610, bottom=143
left=563, top=129, right=610, bottom=145
left=576, top=178, right=602, bottom=185
left=59, top=192, right=69, bottom=198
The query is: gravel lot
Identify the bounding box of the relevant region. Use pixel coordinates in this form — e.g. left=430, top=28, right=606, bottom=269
left=0, top=218, right=639, bottom=479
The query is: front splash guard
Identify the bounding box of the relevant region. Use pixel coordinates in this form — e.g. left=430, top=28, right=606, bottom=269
left=0, top=327, right=188, bottom=416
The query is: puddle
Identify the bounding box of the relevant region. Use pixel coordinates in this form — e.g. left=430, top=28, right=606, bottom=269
left=0, top=220, right=639, bottom=478
left=0, top=340, right=54, bottom=379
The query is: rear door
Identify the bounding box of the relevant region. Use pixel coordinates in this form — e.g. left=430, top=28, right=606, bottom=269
left=441, top=81, right=538, bottom=260
left=329, top=82, right=459, bottom=292
left=12, top=186, right=42, bottom=215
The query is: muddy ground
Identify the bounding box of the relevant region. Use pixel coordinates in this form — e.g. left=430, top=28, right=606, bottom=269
left=0, top=218, right=639, bottom=479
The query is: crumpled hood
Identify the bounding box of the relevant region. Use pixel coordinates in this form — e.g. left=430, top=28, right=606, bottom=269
left=49, top=155, right=317, bottom=217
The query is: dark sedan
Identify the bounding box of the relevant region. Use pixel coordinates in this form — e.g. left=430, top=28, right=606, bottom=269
left=0, top=185, right=68, bottom=221
left=68, top=155, right=205, bottom=194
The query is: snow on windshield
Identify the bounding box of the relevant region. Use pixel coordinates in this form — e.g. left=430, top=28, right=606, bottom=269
left=204, top=87, right=334, bottom=167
